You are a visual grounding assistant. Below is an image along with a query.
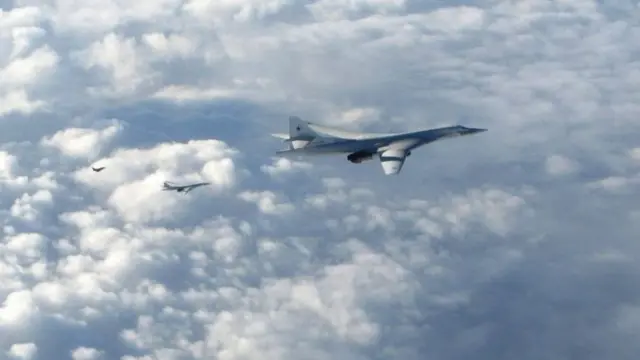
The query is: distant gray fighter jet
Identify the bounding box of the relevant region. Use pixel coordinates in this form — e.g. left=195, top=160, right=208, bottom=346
left=272, top=116, right=487, bottom=175
left=162, top=181, right=210, bottom=194
left=92, top=166, right=106, bottom=172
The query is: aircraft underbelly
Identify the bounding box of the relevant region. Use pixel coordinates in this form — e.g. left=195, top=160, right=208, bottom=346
left=307, top=140, right=375, bottom=153
left=277, top=136, right=423, bottom=157
left=382, top=138, right=423, bottom=151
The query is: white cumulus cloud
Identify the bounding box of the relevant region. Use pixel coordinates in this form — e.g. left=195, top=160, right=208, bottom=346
left=545, top=154, right=579, bottom=176
left=8, top=342, right=37, bottom=360
left=1, top=1, right=640, bottom=360
left=41, top=121, right=123, bottom=160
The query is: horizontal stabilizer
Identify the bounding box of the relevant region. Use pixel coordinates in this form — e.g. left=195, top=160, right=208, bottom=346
left=271, top=133, right=289, bottom=140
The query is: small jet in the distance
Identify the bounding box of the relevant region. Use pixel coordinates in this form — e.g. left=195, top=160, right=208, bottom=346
left=162, top=181, right=210, bottom=194
left=92, top=166, right=106, bottom=172
left=272, top=116, right=487, bottom=175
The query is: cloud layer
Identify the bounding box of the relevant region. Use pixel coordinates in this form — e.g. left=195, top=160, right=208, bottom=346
left=1, top=1, right=639, bottom=359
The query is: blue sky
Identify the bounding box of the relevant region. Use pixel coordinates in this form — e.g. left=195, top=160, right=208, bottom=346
left=1, top=1, right=639, bottom=359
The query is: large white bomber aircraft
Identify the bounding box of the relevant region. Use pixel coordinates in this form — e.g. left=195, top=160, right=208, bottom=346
left=272, top=116, right=487, bottom=175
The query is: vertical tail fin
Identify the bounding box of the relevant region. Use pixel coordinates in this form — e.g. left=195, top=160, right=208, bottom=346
left=289, top=116, right=316, bottom=138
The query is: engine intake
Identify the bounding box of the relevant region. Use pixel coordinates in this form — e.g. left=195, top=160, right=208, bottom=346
left=347, top=150, right=375, bottom=164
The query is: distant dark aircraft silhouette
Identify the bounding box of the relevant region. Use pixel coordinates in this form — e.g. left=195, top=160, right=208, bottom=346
left=162, top=181, right=210, bottom=194
left=92, top=166, right=106, bottom=172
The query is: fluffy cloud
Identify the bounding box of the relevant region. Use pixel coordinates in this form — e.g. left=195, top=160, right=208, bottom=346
left=1, top=1, right=640, bottom=360
left=238, top=190, right=294, bottom=215
left=261, top=157, right=312, bottom=178
left=8, top=342, right=37, bottom=360
left=71, top=138, right=239, bottom=223
left=545, top=154, right=579, bottom=176
left=41, top=121, right=123, bottom=160
left=71, top=347, right=103, bottom=360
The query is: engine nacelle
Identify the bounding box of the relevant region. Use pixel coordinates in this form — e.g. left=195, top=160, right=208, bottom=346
left=347, top=150, right=375, bottom=163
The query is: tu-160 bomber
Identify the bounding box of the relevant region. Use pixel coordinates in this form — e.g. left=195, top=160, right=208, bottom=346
left=272, top=116, right=487, bottom=175
left=162, top=181, right=210, bottom=194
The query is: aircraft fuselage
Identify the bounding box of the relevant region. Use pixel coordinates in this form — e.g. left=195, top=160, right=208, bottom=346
left=278, top=127, right=484, bottom=157
left=273, top=116, right=487, bottom=175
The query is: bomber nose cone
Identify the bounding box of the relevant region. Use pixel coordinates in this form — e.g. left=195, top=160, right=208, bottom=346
left=468, top=127, right=487, bottom=134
